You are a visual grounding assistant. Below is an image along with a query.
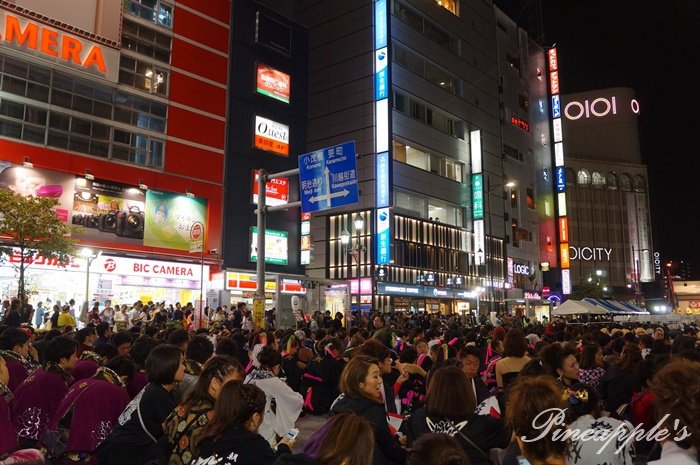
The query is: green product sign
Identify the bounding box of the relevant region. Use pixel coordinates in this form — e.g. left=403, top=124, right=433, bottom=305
left=472, top=173, right=484, bottom=220
left=250, top=226, right=289, bottom=265
left=144, top=191, right=207, bottom=251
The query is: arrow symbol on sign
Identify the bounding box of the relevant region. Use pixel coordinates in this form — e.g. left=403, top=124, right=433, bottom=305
left=309, top=189, right=350, bottom=203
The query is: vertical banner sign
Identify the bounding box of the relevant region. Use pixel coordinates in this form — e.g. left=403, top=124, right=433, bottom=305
left=470, top=130, right=485, bottom=265
left=376, top=208, right=391, bottom=265
left=374, top=0, right=391, bottom=264
left=548, top=47, right=569, bottom=294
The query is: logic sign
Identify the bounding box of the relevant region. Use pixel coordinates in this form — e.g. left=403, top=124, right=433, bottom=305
left=298, top=141, right=359, bottom=214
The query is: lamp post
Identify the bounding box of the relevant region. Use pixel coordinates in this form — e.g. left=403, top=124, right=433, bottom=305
left=485, top=175, right=515, bottom=315
left=340, top=214, right=366, bottom=312
left=79, top=247, right=102, bottom=315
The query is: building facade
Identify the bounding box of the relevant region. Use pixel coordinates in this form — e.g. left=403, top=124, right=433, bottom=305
left=0, top=0, right=230, bottom=307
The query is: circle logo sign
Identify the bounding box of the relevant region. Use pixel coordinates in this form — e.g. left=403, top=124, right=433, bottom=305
left=103, top=258, right=117, bottom=272
left=190, top=222, right=204, bottom=240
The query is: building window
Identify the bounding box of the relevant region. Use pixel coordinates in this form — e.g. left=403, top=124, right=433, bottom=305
left=393, top=43, right=460, bottom=95
left=503, top=144, right=524, bottom=161
left=606, top=172, right=618, bottom=189
left=634, top=175, right=646, bottom=192
left=592, top=171, right=606, bottom=186
left=121, top=19, right=172, bottom=64
left=620, top=174, right=632, bottom=191
left=577, top=169, right=591, bottom=185
left=393, top=141, right=463, bottom=183
left=124, top=0, right=173, bottom=28
left=510, top=186, right=518, bottom=208
left=526, top=187, right=535, bottom=209
left=395, top=189, right=464, bottom=227
left=393, top=90, right=461, bottom=137
left=435, top=0, right=458, bottom=16
left=119, top=56, right=168, bottom=96
left=0, top=54, right=166, bottom=169
left=394, top=1, right=458, bottom=53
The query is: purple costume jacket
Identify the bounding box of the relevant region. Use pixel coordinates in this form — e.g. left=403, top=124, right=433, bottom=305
left=126, top=370, right=148, bottom=399
left=4, top=358, right=29, bottom=393
left=10, top=368, right=69, bottom=441
left=0, top=393, right=17, bottom=454
left=70, top=359, right=100, bottom=383
left=50, top=378, right=130, bottom=453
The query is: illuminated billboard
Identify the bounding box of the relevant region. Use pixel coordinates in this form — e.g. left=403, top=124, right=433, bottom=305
left=254, top=116, right=289, bottom=156
left=252, top=170, right=289, bottom=207
left=250, top=227, right=288, bottom=265
left=256, top=63, right=291, bottom=103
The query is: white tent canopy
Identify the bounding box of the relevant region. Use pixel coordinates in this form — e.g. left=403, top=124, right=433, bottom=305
left=552, top=299, right=608, bottom=316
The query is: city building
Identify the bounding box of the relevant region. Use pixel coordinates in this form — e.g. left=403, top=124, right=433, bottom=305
left=556, top=87, right=653, bottom=297
left=294, top=0, right=551, bottom=315
left=0, top=0, right=230, bottom=308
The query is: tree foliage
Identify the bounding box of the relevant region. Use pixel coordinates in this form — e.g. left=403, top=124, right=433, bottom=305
left=570, top=279, right=607, bottom=300
left=0, top=189, right=76, bottom=304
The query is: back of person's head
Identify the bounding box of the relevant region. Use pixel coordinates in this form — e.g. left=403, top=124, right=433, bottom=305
left=183, top=355, right=243, bottom=409
left=214, top=337, right=239, bottom=358
left=399, top=346, right=418, bottom=364
left=519, top=358, right=548, bottom=378
left=619, top=343, right=642, bottom=371
left=129, top=336, right=158, bottom=369
left=339, top=355, right=380, bottom=401
left=425, top=366, right=475, bottom=418
left=540, top=343, right=578, bottom=378
left=318, top=337, right=343, bottom=356
left=111, top=331, right=133, bottom=349
left=94, top=343, right=118, bottom=360
left=303, top=413, right=375, bottom=465
left=578, top=343, right=601, bottom=370
left=104, top=356, right=136, bottom=383
left=186, top=335, right=214, bottom=364
left=353, top=339, right=391, bottom=361
left=652, top=358, right=700, bottom=455
left=503, top=328, right=528, bottom=357
left=406, top=433, right=469, bottom=465
left=44, top=336, right=78, bottom=365
left=563, top=383, right=600, bottom=422
left=167, top=329, right=189, bottom=349
left=372, top=328, right=393, bottom=349
left=0, top=327, right=29, bottom=350
left=75, top=327, right=95, bottom=344
left=507, top=375, right=567, bottom=464
left=257, top=345, right=282, bottom=369
left=96, top=322, right=110, bottom=338
left=145, top=344, right=182, bottom=384
left=202, top=382, right=265, bottom=443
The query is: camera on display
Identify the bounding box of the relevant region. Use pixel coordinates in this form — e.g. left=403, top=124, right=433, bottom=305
left=116, top=206, right=144, bottom=239
left=99, top=211, right=118, bottom=233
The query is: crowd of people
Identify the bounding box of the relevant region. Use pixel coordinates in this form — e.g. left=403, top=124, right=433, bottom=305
left=0, top=296, right=699, bottom=465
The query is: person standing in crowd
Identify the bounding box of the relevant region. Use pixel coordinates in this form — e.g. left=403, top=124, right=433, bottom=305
left=405, top=366, right=508, bottom=465
left=273, top=413, right=374, bottom=465
left=495, top=328, right=531, bottom=392
left=96, top=344, right=185, bottom=465
left=245, top=346, right=303, bottom=446
left=100, top=300, right=115, bottom=326
left=0, top=327, right=36, bottom=392
left=600, top=342, right=643, bottom=414
left=57, top=305, right=76, bottom=329
left=330, top=355, right=406, bottom=465
left=113, top=306, right=129, bottom=332
left=190, top=382, right=294, bottom=465
left=2, top=299, right=21, bottom=328
left=578, top=343, right=606, bottom=390
left=164, top=356, right=244, bottom=465
left=33, top=302, right=44, bottom=329
left=11, top=336, right=78, bottom=448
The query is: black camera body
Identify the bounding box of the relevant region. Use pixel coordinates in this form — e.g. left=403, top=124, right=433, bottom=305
left=116, top=207, right=144, bottom=239
left=72, top=214, right=85, bottom=226
left=87, top=214, right=101, bottom=229
left=99, top=211, right=118, bottom=233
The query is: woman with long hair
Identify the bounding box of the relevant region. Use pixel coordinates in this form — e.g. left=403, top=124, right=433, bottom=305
left=599, top=342, right=642, bottom=414
left=273, top=413, right=374, bottom=465
left=404, top=366, right=508, bottom=465
left=330, top=356, right=406, bottom=465
left=245, top=346, right=303, bottom=446
left=578, top=343, right=606, bottom=390
left=96, top=344, right=185, bottom=465
left=164, top=356, right=244, bottom=465
left=191, top=382, right=293, bottom=465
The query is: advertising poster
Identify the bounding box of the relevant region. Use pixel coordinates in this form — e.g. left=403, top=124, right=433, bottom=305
left=0, top=162, right=75, bottom=224
left=256, top=63, right=291, bottom=103
left=71, top=177, right=146, bottom=245
left=144, top=191, right=207, bottom=251
left=250, top=227, right=288, bottom=265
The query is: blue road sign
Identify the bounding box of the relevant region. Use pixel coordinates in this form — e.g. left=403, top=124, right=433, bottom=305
left=298, top=141, right=359, bottom=213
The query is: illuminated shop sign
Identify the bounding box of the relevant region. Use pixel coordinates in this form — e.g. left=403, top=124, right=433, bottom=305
left=0, top=10, right=120, bottom=82
left=555, top=167, right=566, bottom=192
left=564, top=96, right=640, bottom=120
left=374, top=0, right=391, bottom=264
left=252, top=170, right=289, bottom=206
left=569, top=247, right=612, bottom=261
left=376, top=151, right=390, bottom=208
left=562, top=269, right=571, bottom=295
left=511, top=116, right=529, bottom=132
left=250, top=227, right=288, bottom=265
left=471, top=173, right=484, bottom=219
left=254, top=116, right=289, bottom=156
left=376, top=208, right=391, bottom=265
left=256, top=63, right=291, bottom=103
left=551, top=95, right=561, bottom=118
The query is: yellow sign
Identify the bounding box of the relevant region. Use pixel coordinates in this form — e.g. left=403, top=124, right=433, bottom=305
left=253, top=296, right=265, bottom=331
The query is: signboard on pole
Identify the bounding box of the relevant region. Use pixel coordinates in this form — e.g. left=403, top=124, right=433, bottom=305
left=298, top=141, right=359, bottom=214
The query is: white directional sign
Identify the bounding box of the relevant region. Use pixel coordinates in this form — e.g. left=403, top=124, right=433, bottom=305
left=298, top=141, right=359, bottom=213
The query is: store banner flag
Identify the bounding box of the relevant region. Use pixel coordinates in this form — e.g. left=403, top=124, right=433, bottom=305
left=144, top=191, right=207, bottom=251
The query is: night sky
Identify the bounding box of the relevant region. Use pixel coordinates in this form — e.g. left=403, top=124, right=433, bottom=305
left=498, top=1, right=700, bottom=277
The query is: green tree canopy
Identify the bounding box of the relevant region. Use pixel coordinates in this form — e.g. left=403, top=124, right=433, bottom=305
left=0, top=189, right=76, bottom=305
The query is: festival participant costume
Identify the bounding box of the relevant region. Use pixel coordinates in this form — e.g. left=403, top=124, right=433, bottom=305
left=191, top=424, right=290, bottom=465
left=11, top=364, right=72, bottom=444
left=69, top=352, right=102, bottom=383
left=0, top=351, right=33, bottom=392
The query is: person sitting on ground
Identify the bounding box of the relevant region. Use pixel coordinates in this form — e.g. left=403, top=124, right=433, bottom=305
left=164, top=355, right=244, bottom=465
left=0, top=327, right=36, bottom=392
left=173, top=335, right=214, bottom=403
left=272, top=412, right=374, bottom=465
left=191, top=382, right=294, bottom=465
left=495, top=329, right=531, bottom=392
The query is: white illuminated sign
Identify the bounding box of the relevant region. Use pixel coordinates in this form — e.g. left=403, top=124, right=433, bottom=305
left=470, top=130, right=482, bottom=173
left=562, top=269, right=571, bottom=295
left=564, top=97, right=640, bottom=120
left=474, top=220, right=485, bottom=265
left=569, top=246, right=612, bottom=261
left=557, top=192, right=567, bottom=216
left=376, top=99, right=389, bottom=152
left=552, top=118, right=563, bottom=143
left=554, top=142, right=565, bottom=167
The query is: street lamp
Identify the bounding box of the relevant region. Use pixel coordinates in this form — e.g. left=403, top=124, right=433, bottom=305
left=341, top=214, right=366, bottom=310
left=79, top=247, right=102, bottom=312
left=484, top=175, right=516, bottom=315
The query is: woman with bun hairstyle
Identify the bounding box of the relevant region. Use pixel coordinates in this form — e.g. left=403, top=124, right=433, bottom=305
left=273, top=412, right=374, bottom=465
left=245, top=345, right=303, bottom=446
left=540, top=343, right=579, bottom=387
left=329, top=356, right=406, bottom=465
left=191, top=382, right=294, bottom=465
